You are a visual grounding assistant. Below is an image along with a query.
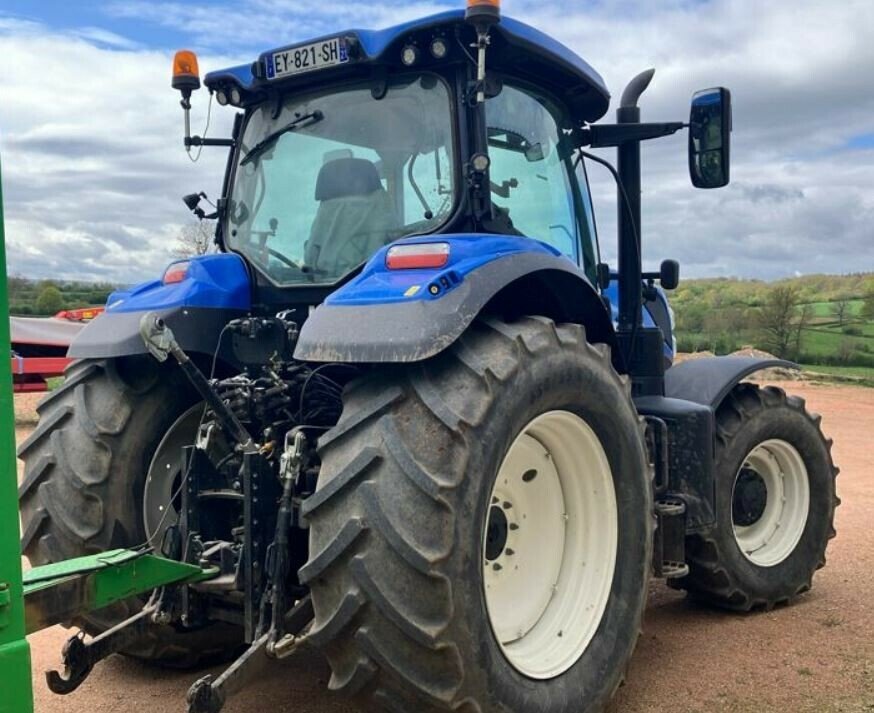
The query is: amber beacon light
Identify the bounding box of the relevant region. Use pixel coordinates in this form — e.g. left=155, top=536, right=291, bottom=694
left=466, top=0, right=501, bottom=23
left=172, top=50, right=201, bottom=94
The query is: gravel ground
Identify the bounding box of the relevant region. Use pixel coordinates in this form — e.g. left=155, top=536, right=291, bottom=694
left=14, top=381, right=874, bottom=713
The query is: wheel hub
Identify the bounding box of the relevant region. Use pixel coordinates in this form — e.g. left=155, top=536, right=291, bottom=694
left=485, top=505, right=509, bottom=562
left=732, top=467, right=768, bottom=526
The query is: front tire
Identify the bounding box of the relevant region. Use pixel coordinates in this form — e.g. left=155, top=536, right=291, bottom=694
left=301, top=317, right=652, bottom=712
left=673, top=383, right=839, bottom=610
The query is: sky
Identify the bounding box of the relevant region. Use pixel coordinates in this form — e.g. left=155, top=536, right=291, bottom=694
left=0, top=0, right=872, bottom=284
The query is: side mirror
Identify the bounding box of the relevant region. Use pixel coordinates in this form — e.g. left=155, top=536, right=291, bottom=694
left=642, top=260, right=680, bottom=290
left=659, top=259, right=680, bottom=290
left=689, top=87, right=732, bottom=189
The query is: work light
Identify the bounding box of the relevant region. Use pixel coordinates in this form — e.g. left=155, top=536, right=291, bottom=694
left=430, top=38, right=449, bottom=59
left=401, top=45, right=420, bottom=66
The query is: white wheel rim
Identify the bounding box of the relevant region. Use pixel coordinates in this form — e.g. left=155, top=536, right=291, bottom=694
left=482, top=410, right=618, bottom=680
left=732, top=439, right=810, bottom=567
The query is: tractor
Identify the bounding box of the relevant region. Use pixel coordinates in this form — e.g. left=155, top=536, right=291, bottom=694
left=13, top=1, right=838, bottom=711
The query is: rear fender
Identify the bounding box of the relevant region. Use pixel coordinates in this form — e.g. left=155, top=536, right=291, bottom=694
left=68, top=254, right=250, bottom=361
left=294, top=234, right=614, bottom=363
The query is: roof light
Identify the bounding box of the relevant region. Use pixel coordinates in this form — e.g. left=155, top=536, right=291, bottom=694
left=386, top=243, right=450, bottom=270
left=229, top=87, right=242, bottom=106
left=171, top=50, right=201, bottom=93
left=430, top=38, right=448, bottom=59
left=163, top=261, right=191, bottom=284
left=215, top=89, right=229, bottom=106
left=401, top=45, right=420, bottom=67
left=466, top=0, right=501, bottom=22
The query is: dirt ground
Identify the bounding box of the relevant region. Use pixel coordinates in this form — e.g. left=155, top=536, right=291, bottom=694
left=13, top=381, right=874, bottom=712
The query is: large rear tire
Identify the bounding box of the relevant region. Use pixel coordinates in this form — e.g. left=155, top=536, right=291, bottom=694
left=18, top=357, right=242, bottom=665
left=301, top=317, right=652, bottom=712
left=672, top=383, right=839, bottom=610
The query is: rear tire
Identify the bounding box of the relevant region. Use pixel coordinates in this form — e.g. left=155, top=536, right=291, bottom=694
left=18, top=357, right=242, bottom=666
left=301, top=317, right=652, bottom=712
left=673, top=383, right=839, bottom=610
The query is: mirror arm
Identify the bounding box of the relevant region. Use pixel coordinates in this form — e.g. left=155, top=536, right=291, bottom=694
left=577, top=122, right=686, bottom=149
left=185, top=136, right=236, bottom=148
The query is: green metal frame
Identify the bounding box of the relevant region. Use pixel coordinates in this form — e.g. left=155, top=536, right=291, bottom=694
left=0, top=155, right=35, bottom=712
left=23, top=550, right=216, bottom=634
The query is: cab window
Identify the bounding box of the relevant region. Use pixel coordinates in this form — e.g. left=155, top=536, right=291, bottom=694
left=486, top=83, right=597, bottom=276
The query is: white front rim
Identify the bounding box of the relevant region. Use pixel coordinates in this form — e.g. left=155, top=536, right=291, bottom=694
left=482, top=410, right=618, bottom=680
left=732, top=439, right=810, bottom=567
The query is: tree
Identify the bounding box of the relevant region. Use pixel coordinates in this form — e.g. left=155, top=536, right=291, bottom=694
left=793, top=303, right=814, bottom=356
left=831, top=299, right=851, bottom=326
left=758, top=285, right=801, bottom=359
left=172, top=221, right=214, bottom=259
left=862, top=289, right=874, bottom=321
left=7, top=274, right=29, bottom=302
left=35, top=285, right=64, bottom=315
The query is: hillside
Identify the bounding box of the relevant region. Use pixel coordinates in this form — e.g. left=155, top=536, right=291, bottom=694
left=671, top=272, right=874, bottom=373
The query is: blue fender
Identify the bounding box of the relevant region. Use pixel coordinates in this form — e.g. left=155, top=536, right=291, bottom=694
left=294, top=234, right=614, bottom=363
left=68, top=253, right=251, bottom=359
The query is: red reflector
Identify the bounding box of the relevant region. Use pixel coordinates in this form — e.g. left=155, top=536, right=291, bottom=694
left=386, top=243, right=450, bottom=270
left=163, top=261, right=190, bottom=284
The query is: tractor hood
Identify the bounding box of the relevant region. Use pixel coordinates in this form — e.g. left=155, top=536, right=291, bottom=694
left=205, top=10, right=610, bottom=123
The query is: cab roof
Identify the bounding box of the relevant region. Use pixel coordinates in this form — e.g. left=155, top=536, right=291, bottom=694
left=204, top=10, right=611, bottom=123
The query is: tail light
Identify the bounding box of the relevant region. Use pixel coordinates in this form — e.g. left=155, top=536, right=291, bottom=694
left=163, top=261, right=190, bottom=284
left=386, top=243, right=450, bottom=270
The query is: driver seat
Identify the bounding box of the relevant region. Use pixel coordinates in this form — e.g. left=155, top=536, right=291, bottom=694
left=305, top=158, right=399, bottom=277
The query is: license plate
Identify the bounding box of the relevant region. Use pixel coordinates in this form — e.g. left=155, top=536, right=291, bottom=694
left=267, top=38, right=349, bottom=80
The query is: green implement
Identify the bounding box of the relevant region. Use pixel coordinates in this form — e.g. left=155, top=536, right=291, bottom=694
left=23, top=549, right=217, bottom=635
left=0, top=151, right=35, bottom=713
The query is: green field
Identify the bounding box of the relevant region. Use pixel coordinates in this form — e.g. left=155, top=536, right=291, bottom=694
left=800, top=363, right=874, bottom=386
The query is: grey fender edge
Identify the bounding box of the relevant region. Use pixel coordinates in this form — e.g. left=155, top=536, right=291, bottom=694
left=67, top=306, right=244, bottom=360
left=665, top=356, right=799, bottom=411
left=294, top=252, right=614, bottom=364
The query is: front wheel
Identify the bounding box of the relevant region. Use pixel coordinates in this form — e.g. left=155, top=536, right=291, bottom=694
left=301, top=317, right=652, bottom=712
left=673, top=383, right=839, bottom=610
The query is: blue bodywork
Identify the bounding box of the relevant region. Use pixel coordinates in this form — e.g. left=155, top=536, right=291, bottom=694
left=204, top=11, right=611, bottom=122
left=103, top=240, right=673, bottom=361
left=104, top=253, right=251, bottom=314
left=326, top=234, right=562, bottom=307
left=604, top=283, right=676, bottom=362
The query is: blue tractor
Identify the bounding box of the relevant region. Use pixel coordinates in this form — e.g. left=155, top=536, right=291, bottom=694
left=19, top=2, right=838, bottom=711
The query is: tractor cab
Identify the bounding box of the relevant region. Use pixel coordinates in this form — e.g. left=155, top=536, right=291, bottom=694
left=191, top=8, right=611, bottom=295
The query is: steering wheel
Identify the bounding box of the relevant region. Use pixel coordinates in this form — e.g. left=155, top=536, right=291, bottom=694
left=266, top=248, right=302, bottom=271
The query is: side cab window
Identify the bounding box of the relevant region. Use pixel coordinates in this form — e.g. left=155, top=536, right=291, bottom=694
left=485, top=82, right=599, bottom=281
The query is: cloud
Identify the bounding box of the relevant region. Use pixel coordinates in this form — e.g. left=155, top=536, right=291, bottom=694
left=1, top=0, right=873, bottom=285
left=0, top=21, right=236, bottom=283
